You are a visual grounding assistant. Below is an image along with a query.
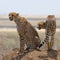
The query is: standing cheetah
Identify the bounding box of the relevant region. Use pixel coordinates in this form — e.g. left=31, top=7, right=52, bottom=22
left=37, top=15, right=56, bottom=50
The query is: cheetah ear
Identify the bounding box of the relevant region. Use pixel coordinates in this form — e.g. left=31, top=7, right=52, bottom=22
left=16, top=13, right=19, bottom=16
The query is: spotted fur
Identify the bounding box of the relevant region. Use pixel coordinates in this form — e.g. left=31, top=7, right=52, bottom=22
left=38, top=15, right=56, bottom=50
left=9, top=12, right=41, bottom=54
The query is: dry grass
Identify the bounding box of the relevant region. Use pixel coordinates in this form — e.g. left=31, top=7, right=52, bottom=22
left=0, top=29, right=60, bottom=60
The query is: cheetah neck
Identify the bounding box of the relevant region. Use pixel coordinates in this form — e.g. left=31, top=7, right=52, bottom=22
left=14, top=16, right=22, bottom=26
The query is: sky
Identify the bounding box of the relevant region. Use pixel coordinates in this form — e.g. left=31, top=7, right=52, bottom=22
left=0, top=0, right=60, bottom=15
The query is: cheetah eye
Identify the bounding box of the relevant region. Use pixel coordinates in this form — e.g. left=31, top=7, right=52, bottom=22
left=12, top=15, right=14, bottom=16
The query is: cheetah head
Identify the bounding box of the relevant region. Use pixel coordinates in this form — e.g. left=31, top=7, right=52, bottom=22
left=37, top=22, right=45, bottom=29
left=8, top=12, right=19, bottom=21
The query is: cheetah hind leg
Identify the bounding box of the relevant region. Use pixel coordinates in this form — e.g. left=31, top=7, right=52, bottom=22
left=24, top=46, right=34, bottom=53
left=16, top=48, right=31, bottom=60
left=18, top=47, right=34, bottom=59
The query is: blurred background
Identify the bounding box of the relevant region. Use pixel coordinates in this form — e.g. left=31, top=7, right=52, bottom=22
left=0, top=0, right=60, bottom=60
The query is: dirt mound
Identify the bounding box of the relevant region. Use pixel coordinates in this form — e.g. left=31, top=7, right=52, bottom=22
left=2, top=48, right=59, bottom=60
left=21, top=50, right=57, bottom=60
